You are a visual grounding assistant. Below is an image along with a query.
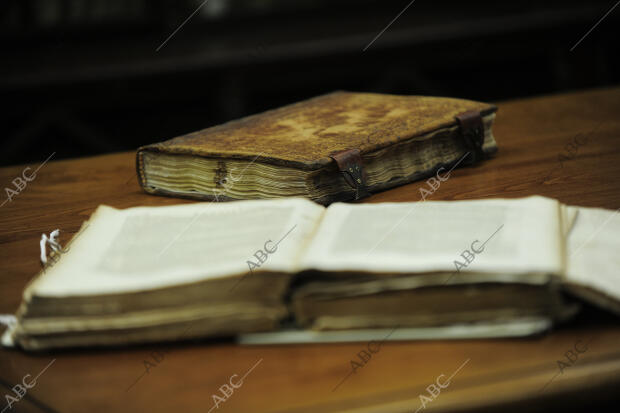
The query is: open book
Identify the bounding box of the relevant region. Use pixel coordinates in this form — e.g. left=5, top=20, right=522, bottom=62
left=3, top=196, right=618, bottom=350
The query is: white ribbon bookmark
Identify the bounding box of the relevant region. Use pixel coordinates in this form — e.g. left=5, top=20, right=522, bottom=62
left=0, top=315, right=17, bottom=347
left=40, top=229, right=61, bottom=266
left=0, top=315, right=17, bottom=328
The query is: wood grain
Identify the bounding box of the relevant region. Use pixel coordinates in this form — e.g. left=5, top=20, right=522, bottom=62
left=0, top=87, right=619, bottom=412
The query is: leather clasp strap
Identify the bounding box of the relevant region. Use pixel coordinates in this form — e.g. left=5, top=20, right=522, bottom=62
left=329, top=149, right=370, bottom=200
left=456, top=110, right=485, bottom=164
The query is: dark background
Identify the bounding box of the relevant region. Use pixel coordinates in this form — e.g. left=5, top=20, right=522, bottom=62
left=1, top=0, right=619, bottom=167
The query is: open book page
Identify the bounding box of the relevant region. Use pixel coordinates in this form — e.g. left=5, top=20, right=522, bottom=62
left=300, top=196, right=564, bottom=275
left=561, top=204, right=579, bottom=237
left=27, top=198, right=325, bottom=297
left=564, top=206, right=620, bottom=313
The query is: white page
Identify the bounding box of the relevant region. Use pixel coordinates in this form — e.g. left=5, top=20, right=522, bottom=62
left=28, top=198, right=324, bottom=296
left=565, top=206, right=620, bottom=309
left=301, top=196, right=563, bottom=275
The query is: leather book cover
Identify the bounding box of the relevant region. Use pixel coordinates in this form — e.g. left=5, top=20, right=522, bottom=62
left=137, top=91, right=498, bottom=203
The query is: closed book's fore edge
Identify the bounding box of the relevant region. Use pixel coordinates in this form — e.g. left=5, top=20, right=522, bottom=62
left=135, top=149, right=148, bottom=192
left=136, top=103, right=498, bottom=172
left=136, top=149, right=497, bottom=206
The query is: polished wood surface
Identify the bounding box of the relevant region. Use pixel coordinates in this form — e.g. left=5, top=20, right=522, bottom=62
left=1, top=87, right=619, bottom=413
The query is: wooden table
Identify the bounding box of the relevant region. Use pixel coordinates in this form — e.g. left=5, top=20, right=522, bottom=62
left=1, top=87, right=619, bottom=413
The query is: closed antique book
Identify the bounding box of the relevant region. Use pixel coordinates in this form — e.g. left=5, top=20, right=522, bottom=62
left=136, top=92, right=498, bottom=204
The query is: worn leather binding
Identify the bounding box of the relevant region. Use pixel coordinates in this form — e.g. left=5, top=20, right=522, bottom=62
left=137, top=91, right=498, bottom=204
